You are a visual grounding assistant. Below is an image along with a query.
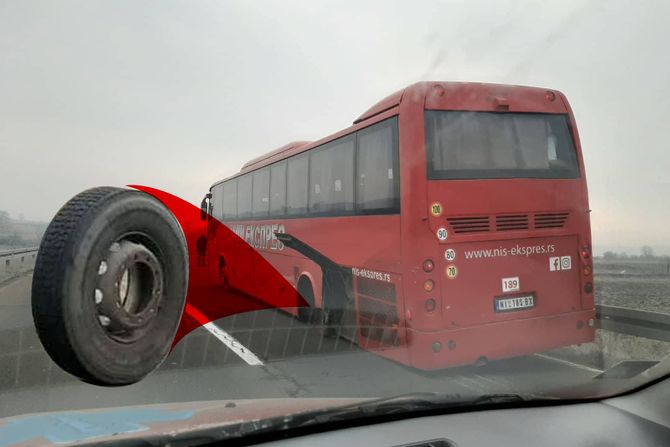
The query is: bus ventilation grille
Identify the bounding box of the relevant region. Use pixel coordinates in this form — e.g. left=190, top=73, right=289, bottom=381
left=534, top=212, right=569, bottom=229
left=446, top=216, right=490, bottom=233
left=496, top=214, right=529, bottom=231
left=356, top=278, right=399, bottom=346
left=357, top=277, right=397, bottom=303
left=448, top=212, right=569, bottom=233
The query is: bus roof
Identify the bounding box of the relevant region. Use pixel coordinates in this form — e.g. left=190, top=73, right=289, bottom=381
left=240, top=141, right=312, bottom=172
left=214, top=81, right=569, bottom=186
left=353, top=87, right=405, bottom=124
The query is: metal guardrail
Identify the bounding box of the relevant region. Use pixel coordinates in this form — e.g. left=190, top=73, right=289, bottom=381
left=0, top=247, right=39, bottom=258
left=0, top=253, right=666, bottom=344
left=596, top=304, right=670, bottom=342
left=0, top=247, right=39, bottom=283
left=0, top=289, right=667, bottom=392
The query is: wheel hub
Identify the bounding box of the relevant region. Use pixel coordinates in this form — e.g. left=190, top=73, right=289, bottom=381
left=94, top=239, right=164, bottom=342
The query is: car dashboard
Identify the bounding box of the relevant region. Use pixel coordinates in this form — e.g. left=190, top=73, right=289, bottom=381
left=255, top=377, right=670, bottom=447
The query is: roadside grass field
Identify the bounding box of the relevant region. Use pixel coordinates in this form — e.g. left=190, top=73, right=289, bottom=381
left=595, top=258, right=670, bottom=313
left=548, top=257, right=670, bottom=370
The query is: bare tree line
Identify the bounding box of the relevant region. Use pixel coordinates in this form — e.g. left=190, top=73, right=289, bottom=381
left=601, top=246, right=668, bottom=260
left=0, top=210, right=46, bottom=248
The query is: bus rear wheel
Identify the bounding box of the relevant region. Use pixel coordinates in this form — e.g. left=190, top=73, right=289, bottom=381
left=320, top=307, right=342, bottom=338
left=31, top=187, right=188, bottom=386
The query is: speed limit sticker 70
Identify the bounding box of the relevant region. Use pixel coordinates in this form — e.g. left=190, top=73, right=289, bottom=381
left=446, top=265, right=458, bottom=279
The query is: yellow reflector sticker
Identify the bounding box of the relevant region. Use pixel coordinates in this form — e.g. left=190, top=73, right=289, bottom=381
left=430, top=202, right=443, bottom=217
left=446, top=264, right=458, bottom=279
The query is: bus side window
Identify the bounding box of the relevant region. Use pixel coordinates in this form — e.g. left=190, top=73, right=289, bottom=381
left=252, top=168, right=270, bottom=218
left=309, top=137, right=354, bottom=214
left=270, top=162, right=287, bottom=216
left=287, top=154, right=308, bottom=215
left=237, top=174, right=252, bottom=219
left=223, top=179, right=238, bottom=220
left=211, top=183, right=224, bottom=221
left=356, top=118, right=398, bottom=212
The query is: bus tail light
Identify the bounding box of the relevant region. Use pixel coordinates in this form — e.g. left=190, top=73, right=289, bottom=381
left=584, top=282, right=594, bottom=294
left=583, top=265, right=592, bottom=276
left=422, top=259, right=435, bottom=272
left=581, top=247, right=591, bottom=259
left=546, top=90, right=556, bottom=102
left=423, top=280, right=435, bottom=292
left=425, top=298, right=436, bottom=312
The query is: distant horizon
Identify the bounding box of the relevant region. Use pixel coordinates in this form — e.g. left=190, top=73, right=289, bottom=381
left=592, top=245, right=670, bottom=258
left=2, top=208, right=668, bottom=257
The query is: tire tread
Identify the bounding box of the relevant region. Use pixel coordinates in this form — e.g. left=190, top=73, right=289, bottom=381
left=32, top=187, right=129, bottom=382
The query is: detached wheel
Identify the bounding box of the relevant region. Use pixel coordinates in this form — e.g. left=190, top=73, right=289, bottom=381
left=32, top=187, right=188, bottom=386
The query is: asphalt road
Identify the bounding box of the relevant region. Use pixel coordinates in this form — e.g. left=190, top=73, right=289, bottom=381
left=0, top=273, right=601, bottom=419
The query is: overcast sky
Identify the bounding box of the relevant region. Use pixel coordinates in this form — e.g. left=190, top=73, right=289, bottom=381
left=1, top=0, right=668, bottom=254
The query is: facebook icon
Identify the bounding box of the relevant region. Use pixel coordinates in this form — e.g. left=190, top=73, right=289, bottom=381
left=549, top=256, right=572, bottom=271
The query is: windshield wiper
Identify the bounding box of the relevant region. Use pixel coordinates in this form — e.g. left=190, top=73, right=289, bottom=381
left=86, top=392, right=546, bottom=447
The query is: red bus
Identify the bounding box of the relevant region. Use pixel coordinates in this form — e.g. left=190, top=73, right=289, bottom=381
left=207, top=81, right=595, bottom=369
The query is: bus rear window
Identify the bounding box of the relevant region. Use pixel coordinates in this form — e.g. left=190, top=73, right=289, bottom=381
left=425, top=111, right=580, bottom=179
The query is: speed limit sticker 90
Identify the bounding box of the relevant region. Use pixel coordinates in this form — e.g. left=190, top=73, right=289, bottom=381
left=444, top=248, right=456, bottom=261
left=436, top=227, right=448, bottom=241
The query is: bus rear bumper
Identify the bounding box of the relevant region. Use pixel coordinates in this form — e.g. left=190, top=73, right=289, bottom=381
left=404, top=310, right=596, bottom=370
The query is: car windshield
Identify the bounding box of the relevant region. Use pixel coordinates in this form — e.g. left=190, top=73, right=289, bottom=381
left=1, top=1, right=669, bottom=445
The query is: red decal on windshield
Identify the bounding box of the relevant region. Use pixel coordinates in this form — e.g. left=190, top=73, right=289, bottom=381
left=129, top=185, right=308, bottom=347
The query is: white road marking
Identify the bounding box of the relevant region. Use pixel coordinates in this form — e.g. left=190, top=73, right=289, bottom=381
left=474, top=374, right=513, bottom=391
left=202, top=321, right=265, bottom=366
left=533, top=353, right=602, bottom=374
left=452, top=376, right=488, bottom=392
left=186, top=304, right=264, bottom=366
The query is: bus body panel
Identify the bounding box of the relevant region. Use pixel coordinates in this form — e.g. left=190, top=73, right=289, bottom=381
left=223, top=215, right=401, bottom=310
left=435, top=235, right=581, bottom=326
left=423, top=82, right=570, bottom=113
left=425, top=178, right=592, bottom=327
left=404, top=309, right=595, bottom=369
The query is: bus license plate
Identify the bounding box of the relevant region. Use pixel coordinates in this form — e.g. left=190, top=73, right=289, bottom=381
left=495, top=294, right=535, bottom=312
